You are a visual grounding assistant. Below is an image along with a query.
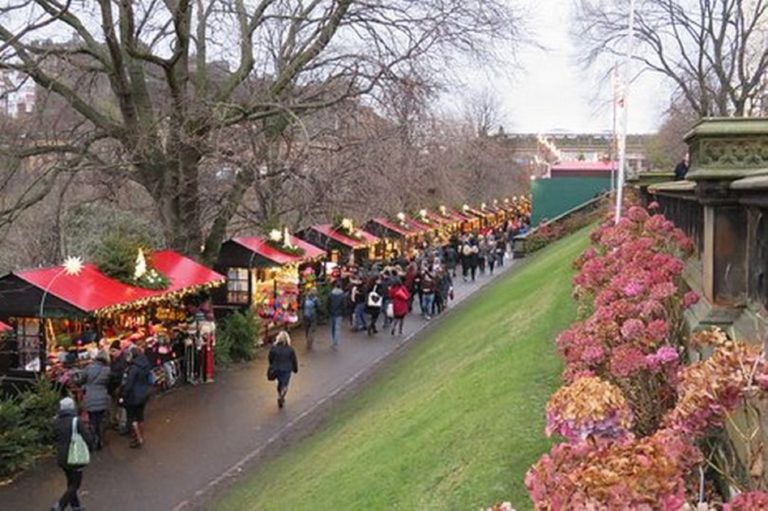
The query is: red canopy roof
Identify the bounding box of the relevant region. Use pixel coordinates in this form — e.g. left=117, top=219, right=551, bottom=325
left=311, top=224, right=379, bottom=249
left=369, top=218, right=415, bottom=237
left=233, top=235, right=325, bottom=265
left=424, top=211, right=452, bottom=225
left=15, top=250, right=224, bottom=314
left=0, top=320, right=11, bottom=332
left=404, top=217, right=432, bottom=232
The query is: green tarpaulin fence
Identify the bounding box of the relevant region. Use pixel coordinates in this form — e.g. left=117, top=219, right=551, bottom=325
left=531, top=177, right=611, bottom=226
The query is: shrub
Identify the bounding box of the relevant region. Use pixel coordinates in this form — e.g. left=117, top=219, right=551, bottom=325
left=217, top=310, right=261, bottom=362
left=0, top=378, right=59, bottom=479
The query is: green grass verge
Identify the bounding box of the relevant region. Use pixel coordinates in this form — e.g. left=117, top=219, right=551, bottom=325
left=215, top=228, right=590, bottom=511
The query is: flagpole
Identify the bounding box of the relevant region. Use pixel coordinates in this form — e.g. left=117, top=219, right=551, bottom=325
left=614, top=0, right=637, bottom=224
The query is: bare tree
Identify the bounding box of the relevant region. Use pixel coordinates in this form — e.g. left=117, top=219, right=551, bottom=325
left=0, top=0, right=521, bottom=262
left=575, top=0, right=768, bottom=117
left=465, top=88, right=505, bottom=136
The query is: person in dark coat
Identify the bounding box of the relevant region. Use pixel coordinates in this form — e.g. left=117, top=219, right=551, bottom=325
left=674, top=154, right=689, bottom=180
left=107, top=340, right=128, bottom=433
left=78, top=350, right=110, bottom=450
left=328, top=280, right=347, bottom=348
left=52, top=396, right=92, bottom=511
left=120, top=347, right=151, bottom=448
left=365, top=276, right=384, bottom=336
left=268, top=331, right=299, bottom=408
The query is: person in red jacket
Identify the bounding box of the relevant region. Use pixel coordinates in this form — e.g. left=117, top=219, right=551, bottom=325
left=388, top=278, right=411, bottom=336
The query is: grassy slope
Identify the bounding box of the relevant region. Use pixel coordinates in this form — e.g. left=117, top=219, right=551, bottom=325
left=216, top=229, right=590, bottom=511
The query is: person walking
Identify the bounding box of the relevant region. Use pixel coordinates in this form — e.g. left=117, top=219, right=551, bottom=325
left=380, top=269, right=393, bottom=330
left=52, top=397, right=92, bottom=511
left=366, top=276, right=384, bottom=336
left=302, top=288, right=319, bottom=349
left=420, top=267, right=436, bottom=320
left=120, top=347, right=151, bottom=449
left=350, top=278, right=368, bottom=332
left=79, top=350, right=110, bottom=450
left=388, top=278, right=410, bottom=336
left=468, top=239, right=480, bottom=282
left=107, top=341, right=128, bottom=434
left=487, top=236, right=497, bottom=275
left=268, top=331, right=299, bottom=409
left=328, top=280, right=346, bottom=349
left=460, top=239, right=472, bottom=282
left=444, top=244, right=458, bottom=278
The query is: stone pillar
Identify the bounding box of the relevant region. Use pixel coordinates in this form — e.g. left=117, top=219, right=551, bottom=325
left=686, top=118, right=768, bottom=308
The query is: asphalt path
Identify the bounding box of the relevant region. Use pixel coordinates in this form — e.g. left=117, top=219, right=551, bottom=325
left=0, top=259, right=517, bottom=511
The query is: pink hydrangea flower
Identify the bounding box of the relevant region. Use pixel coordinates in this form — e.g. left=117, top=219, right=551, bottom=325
left=620, top=318, right=645, bottom=341
left=683, top=291, right=700, bottom=308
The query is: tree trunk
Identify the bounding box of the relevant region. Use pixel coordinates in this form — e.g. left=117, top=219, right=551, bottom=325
left=145, top=147, right=204, bottom=260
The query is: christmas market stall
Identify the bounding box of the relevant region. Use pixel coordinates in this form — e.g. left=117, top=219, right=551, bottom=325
left=0, top=251, right=224, bottom=389
left=214, top=230, right=325, bottom=337
left=364, top=214, right=422, bottom=260
left=421, top=208, right=457, bottom=245
left=295, top=219, right=381, bottom=269
left=460, top=205, right=485, bottom=232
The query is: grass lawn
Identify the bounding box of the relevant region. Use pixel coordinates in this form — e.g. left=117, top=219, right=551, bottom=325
left=214, top=229, right=590, bottom=511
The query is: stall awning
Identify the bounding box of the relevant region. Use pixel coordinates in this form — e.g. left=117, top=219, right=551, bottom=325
left=464, top=207, right=491, bottom=219
left=310, top=224, right=379, bottom=249
left=424, top=211, right=452, bottom=225
left=0, top=320, right=11, bottom=332
left=404, top=217, right=432, bottom=232
left=12, top=250, right=225, bottom=315
left=232, top=236, right=325, bottom=265
left=368, top=218, right=415, bottom=238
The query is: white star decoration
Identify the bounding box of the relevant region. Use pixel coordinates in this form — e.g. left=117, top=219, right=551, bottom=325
left=63, top=256, right=84, bottom=276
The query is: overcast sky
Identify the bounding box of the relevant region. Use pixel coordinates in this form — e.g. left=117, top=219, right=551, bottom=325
left=453, top=0, right=669, bottom=134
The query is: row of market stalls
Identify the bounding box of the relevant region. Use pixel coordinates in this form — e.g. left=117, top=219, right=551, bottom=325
left=0, top=198, right=530, bottom=387
left=213, top=199, right=531, bottom=323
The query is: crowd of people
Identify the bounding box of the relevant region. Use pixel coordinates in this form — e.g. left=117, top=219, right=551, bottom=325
left=52, top=218, right=529, bottom=510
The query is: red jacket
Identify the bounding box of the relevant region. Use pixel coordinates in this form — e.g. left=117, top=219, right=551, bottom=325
left=389, top=285, right=411, bottom=318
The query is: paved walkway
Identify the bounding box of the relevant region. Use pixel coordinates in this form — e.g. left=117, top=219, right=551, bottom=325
left=0, top=261, right=516, bottom=511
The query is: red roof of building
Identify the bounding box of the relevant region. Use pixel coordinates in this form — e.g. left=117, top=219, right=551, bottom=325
left=550, top=160, right=617, bottom=173
left=311, top=224, right=379, bottom=249
left=447, top=209, right=471, bottom=222
left=369, top=218, right=415, bottom=237
left=233, top=235, right=325, bottom=265
left=15, top=250, right=224, bottom=314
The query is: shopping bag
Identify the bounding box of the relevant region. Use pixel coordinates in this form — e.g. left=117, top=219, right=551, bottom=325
left=386, top=302, right=395, bottom=318
left=67, top=417, right=90, bottom=466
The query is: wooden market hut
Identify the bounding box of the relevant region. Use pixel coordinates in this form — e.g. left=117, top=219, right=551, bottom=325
left=214, top=235, right=326, bottom=314
left=0, top=251, right=225, bottom=383
left=295, top=224, right=381, bottom=267
left=364, top=217, right=420, bottom=259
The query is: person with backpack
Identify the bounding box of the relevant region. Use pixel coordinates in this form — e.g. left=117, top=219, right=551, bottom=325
left=302, top=288, right=320, bottom=349
left=268, top=331, right=299, bottom=408
left=120, top=346, right=151, bottom=449
left=52, top=396, right=92, bottom=511
left=366, top=275, right=384, bottom=336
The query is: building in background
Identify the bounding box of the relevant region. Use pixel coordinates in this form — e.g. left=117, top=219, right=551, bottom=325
left=0, top=71, right=36, bottom=118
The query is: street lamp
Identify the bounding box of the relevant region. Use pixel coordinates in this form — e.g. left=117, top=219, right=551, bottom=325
left=39, top=256, right=84, bottom=318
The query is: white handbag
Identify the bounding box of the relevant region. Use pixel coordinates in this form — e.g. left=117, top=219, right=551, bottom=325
left=367, top=291, right=382, bottom=308
left=67, top=417, right=90, bottom=466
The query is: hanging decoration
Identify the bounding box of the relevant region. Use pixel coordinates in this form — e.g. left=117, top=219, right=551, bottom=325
left=418, top=209, right=430, bottom=224
left=265, top=227, right=305, bottom=256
